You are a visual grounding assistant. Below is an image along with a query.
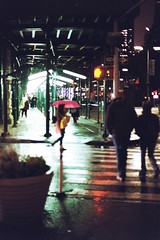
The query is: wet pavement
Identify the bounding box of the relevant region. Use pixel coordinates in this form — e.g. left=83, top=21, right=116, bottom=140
left=0, top=108, right=160, bottom=240
left=1, top=195, right=160, bottom=240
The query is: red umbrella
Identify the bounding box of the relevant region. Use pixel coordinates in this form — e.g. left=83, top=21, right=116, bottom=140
left=52, top=100, right=80, bottom=108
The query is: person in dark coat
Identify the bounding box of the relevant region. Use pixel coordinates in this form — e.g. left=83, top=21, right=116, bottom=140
left=103, top=89, right=137, bottom=182
left=31, top=95, right=37, bottom=108
left=70, top=108, right=79, bottom=123
left=21, top=100, right=29, bottom=117
left=70, top=97, right=80, bottom=123
left=135, top=101, right=159, bottom=182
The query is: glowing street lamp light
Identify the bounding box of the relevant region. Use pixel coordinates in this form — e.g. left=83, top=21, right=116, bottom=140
left=63, top=69, right=87, bottom=79
left=134, top=46, right=143, bottom=52
left=28, top=71, right=47, bottom=80
left=55, top=75, right=74, bottom=83
left=153, top=46, right=160, bottom=51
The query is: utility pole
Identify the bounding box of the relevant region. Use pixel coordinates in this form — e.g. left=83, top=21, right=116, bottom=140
left=146, top=49, right=150, bottom=100
left=113, top=21, right=120, bottom=98
left=44, top=32, right=52, bottom=138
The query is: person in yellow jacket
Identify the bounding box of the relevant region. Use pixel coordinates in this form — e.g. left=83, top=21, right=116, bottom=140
left=51, top=104, right=70, bottom=151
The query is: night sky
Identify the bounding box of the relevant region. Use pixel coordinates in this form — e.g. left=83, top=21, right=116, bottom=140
left=134, top=0, right=155, bottom=46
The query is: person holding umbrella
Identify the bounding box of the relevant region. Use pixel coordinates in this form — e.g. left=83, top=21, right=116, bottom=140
left=51, top=104, right=70, bottom=152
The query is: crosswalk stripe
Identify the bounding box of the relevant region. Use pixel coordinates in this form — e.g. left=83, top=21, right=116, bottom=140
left=61, top=144, right=160, bottom=203
left=63, top=169, right=158, bottom=178
left=63, top=178, right=160, bottom=188
left=67, top=189, right=160, bottom=204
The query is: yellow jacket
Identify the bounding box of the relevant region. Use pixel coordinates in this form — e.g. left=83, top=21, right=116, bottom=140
left=60, top=116, right=70, bottom=129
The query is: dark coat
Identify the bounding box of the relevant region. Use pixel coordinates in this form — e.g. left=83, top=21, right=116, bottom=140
left=135, top=113, right=159, bottom=144
left=24, top=100, right=29, bottom=110
left=104, top=97, right=137, bottom=140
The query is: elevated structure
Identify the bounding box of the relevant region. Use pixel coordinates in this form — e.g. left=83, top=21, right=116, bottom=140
left=0, top=0, right=142, bottom=136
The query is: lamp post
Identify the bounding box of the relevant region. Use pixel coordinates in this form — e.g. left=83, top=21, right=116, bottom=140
left=146, top=49, right=150, bottom=99
left=144, top=27, right=151, bottom=100
left=134, top=44, right=151, bottom=100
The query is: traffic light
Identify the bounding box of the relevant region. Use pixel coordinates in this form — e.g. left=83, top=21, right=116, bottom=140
left=94, top=66, right=113, bottom=80
left=106, top=67, right=113, bottom=80
left=106, top=69, right=110, bottom=77
left=94, top=66, right=104, bottom=80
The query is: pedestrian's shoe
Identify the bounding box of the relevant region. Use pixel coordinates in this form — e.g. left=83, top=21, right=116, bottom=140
left=139, top=170, right=146, bottom=183
left=116, top=175, right=125, bottom=182
left=153, top=168, right=159, bottom=180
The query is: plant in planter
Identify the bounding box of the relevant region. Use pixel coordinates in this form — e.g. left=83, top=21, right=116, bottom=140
left=0, top=148, right=53, bottom=226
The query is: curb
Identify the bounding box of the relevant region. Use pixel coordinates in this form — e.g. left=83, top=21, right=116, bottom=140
left=0, top=137, right=46, bottom=143
left=85, top=139, right=140, bottom=147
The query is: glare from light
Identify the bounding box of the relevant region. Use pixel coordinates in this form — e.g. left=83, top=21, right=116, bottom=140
left=56, top=29, right=60, bottom=38
left=52, top=80, right=66, bottom=86
left=122, top=68, right=128, bottom=72
left=27, top=76, right=46, bottom=94
left=28, top=71, right=47, bottom=80
left=28, top=70, right=55, bottom=81
left=153, top=46, right=160, bottom=51
left=67, top=29, right=73, bottom=39
left=134, top=46, right=143, bottom=51
left=63, top=69, right=87, bottom=79
left=56, top=75, right=74, bottom=83
left=28, top=70, right=74, bottom=83
left=27, top=70, right=70, bottom=93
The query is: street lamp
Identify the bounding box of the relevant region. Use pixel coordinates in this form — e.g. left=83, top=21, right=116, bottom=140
left=145, top=27, right=151, bottom=100
left=146, top=48, right=150, bottom=99
left=135, top=47, right=151, bottom=99
left=153, top=47, right=160, bottom=51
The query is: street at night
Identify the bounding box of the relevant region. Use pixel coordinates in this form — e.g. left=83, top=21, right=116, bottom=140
left=0, top=1, right=160, bottom=239
left=0, top=108, right=160, bottom=240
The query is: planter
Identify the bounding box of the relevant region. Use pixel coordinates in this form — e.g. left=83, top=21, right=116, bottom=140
left=0, top=170, right=53, bottom=225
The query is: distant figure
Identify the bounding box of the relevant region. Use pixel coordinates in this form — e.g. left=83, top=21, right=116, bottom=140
left=70, top=108, right=79, bottom=123
left=51, top=104, right=70, bottom=152
left=103, top=88, right=137, bottom=182
left=135, top=101, right=159, bottom=182
left=99, top=100, right=104, bottom=127
left=21, top=100, right=29, bottom=117
left=31, top=95, right=37, bottom=108
left=70, top=97, right=80, bottom=123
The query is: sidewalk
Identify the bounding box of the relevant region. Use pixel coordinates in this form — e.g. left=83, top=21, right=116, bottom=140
left=0, top=108, right=55, bottom=143
left=1, top=105, right=159, bottom=147
left=0, top=107, right=106, bottom=142
left=0, top=108, right=160, bottom=240
left=0, top=107, right=142, bottom=145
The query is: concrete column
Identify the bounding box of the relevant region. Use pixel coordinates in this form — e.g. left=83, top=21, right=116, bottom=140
left=1, top=41, right=13, bottom=136
left=44, top=32, right=51, bottom=138
left=113, top=46, right=120, bottom=97
left=6, top=77, right=12, bottom=124
left=5, top=44, right=12, bottom=124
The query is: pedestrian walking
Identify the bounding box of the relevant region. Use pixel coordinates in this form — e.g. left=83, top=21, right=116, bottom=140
left=103, top=88, right=137, bottom=182
left=31, top=95, right=37, bottom=108
left=51, top=104, right=70, bottom=152
left=70, top=97, right=80, bottom=123
left=135, top=101, right=159, bottom=182
left=70, top=107, right=79, bottom=123
left=21, top=99, right=29, bottom=117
